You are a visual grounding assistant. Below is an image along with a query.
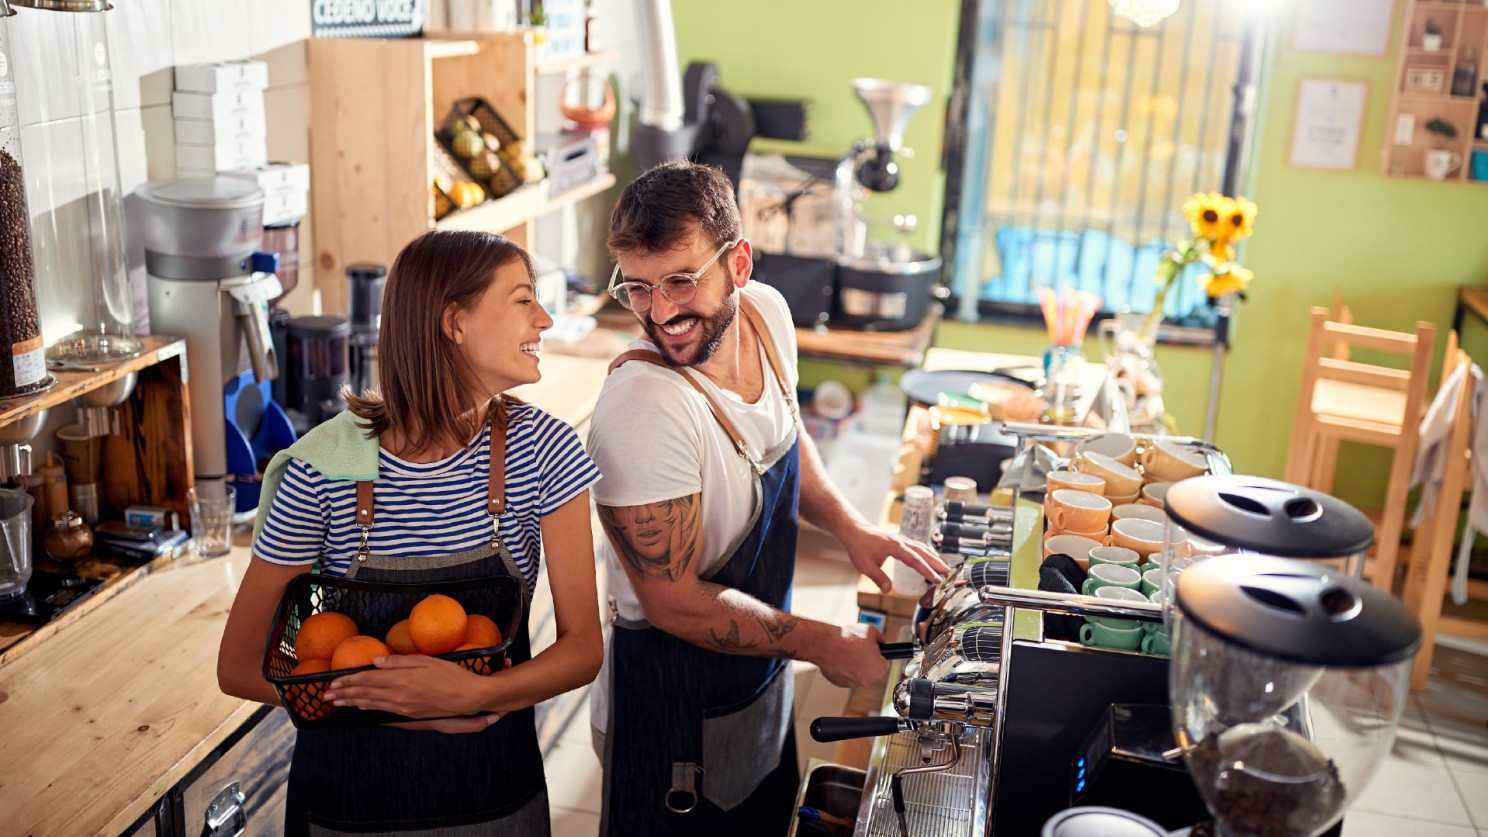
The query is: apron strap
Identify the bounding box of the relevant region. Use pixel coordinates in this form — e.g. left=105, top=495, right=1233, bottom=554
left=353, top=399, right=511, bottom=561
left=605, top=299, right=794, bottom=470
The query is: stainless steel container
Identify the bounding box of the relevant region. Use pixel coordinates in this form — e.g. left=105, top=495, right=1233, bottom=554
left=833, top=251, right=940, bottom=331
left=135, top=178, right=265, bottom=262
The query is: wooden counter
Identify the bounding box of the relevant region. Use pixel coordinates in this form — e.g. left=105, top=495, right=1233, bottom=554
left=0, top=348, right=615, bottom=836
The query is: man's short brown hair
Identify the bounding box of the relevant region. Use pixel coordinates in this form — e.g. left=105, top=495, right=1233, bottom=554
left=607, top=160, right=741, bottom=256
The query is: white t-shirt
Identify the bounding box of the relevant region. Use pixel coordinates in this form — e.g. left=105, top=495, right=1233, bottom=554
left=586, top=282, right=800, bottom=734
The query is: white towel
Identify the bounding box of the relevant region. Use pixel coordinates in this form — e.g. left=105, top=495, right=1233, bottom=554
left=1408, top=361, right=1486, bottom=604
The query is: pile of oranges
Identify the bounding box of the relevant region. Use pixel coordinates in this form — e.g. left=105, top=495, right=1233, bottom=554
left=284, top=594, right=504, bottom=720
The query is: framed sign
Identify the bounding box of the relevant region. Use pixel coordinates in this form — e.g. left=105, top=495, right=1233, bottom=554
left=1404, top=65, right=1448, bottom=95
left=312, top=0, right=426, bottom=39
left=1294, top=0, right=1394, bottom=57
left=1289, top=79, right=1368, bottom=171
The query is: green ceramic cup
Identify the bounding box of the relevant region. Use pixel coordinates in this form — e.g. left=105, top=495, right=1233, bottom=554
left=1141, top=630, right=1172, bottom=656
left=1080, top=620, right=1144, bottom=651
left=1081, top=562, right=1142, bottom=596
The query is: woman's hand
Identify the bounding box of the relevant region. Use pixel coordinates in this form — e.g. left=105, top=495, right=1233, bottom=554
left=323, top=654, right=509, bottom=721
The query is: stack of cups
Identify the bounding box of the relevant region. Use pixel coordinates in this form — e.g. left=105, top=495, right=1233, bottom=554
left=893, top=485, right=935, bottom=596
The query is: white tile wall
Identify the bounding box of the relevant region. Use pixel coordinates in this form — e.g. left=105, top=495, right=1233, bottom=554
left=8, top=0, right=315, bottom=343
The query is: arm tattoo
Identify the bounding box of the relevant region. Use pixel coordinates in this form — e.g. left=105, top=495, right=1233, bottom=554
left=756, top=612, right=799, bottom=644
left=597, top=495, right=702, bottom=582
left=708, top=619, right=760, bottom=651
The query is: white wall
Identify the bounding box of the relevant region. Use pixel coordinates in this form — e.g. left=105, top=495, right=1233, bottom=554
left=7, top=0, right=316, bottom=346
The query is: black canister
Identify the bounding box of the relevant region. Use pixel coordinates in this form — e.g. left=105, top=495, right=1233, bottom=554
left=286, top=315, right=349, bottom=426
left=347, top=262, right=387, bottom=334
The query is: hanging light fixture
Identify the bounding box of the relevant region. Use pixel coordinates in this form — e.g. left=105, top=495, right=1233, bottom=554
left=1108, top=0, right=1181, bottom=27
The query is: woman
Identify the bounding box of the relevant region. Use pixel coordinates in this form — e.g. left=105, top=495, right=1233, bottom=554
left=218, top=229, right=603, bottom=834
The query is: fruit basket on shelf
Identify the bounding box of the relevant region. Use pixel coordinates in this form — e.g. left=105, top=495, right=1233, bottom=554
left=262, top=573, right=523, bottom=728
left=436, top=97, right=542, bottom=204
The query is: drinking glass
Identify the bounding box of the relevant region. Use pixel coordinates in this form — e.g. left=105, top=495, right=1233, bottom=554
left=188, top=484, right=236, bottom=558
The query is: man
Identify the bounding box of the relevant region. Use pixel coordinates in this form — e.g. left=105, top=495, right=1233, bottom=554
left=587, top=161, right=948, bottom=836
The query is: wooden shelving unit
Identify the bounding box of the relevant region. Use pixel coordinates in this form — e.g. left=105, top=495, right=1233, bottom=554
left=1383, top=0, right=1488, bottom=184
left=536, top=49, right=619, bottom=76
left=307, top=33, right=619, bottom=315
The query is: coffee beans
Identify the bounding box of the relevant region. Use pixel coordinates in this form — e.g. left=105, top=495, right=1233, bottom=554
left=0, top=148, right=44, bottom=398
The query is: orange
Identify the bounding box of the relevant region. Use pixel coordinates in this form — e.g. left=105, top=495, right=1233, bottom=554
left=408, top=594, right=468, bottom=655
left=294, top=611, right=359, bottom=662
left=286, top=658, right=333, bottom=720
left=452, top=642, right=493, bottom=675
left=464, top=614, right=503, bottom=649
left=330, top=635, right=391, bottom=670
left=385, top=619, right=418, bottom=655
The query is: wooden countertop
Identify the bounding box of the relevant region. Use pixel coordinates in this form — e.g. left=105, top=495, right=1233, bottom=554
left=0, top=349, right=615, bottom=836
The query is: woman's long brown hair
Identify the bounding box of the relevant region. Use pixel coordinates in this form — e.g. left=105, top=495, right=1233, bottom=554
left=344, top=229, right=536, bottom=456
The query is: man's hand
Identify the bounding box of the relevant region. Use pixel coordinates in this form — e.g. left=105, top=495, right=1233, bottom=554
left=840, top=525, right=952, bottom=594
left=814, top=623, right=889, bottom=688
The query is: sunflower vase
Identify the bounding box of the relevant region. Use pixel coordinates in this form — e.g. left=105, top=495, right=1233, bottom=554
left=1098, top=311, right=1167, bottom=432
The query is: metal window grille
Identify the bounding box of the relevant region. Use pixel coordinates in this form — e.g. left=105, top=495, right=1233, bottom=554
left=942, top=0, right=1263, bottom=336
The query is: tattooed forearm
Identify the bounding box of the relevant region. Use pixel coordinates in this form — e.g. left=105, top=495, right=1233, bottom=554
left=756, top=612, right=799, bottom=644
left=707, top=620, right=760, bottom=651
left=597, top=495, right=702, bottom=582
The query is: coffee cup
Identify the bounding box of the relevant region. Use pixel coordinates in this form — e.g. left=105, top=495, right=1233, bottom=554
left=1081, top=562, right=1142, bottom=595
left=1043, top=533, right=1103, bottom=562
left=1104, top=489, right=1140, bottom=506
left=1141, top=630, right=1172, bottom=656
left=1048, top=489, right=1112, bottom=533
left=1088, top=545, right=1140, bottom=570
left=1047, top=469, right=1107, bottom=496
left=943, top=475, right=978, bottom=503
left=1074, top=432, right=1137, bottom=467
left=1112, top=502, right=1165, bottom=524
left=1075, top=452, right=1142, bottom=496
left=1139, top=439, right=1207, bottom=483
left=1425, top=148, right=1463, bottom=181
left=1080, top=620, right=1144, bottom=651
left=1105, top=517, right=1165, bottom=558
left=1139, top=481, right=1173, bottom=508
left=1140, top=566, right=1165, bottom=597
left=1086, top=585, right=1148, bottom=631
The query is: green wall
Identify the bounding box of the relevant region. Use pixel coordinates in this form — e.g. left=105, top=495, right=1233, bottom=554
left=671, top=0, right=959, bottom=255
left=677, top=1, right=1488, bottom=510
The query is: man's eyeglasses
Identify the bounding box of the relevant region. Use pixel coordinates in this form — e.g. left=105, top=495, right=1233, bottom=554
left=607, top=240, right=741, bottom=314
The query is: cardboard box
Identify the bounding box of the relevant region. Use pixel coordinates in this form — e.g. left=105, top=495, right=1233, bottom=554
left=172, top=90, right=266, bottom=123
left=223, top=161, right=311, bottom=195
left=174, top=112, right=267, bottom=146
left=262, top=189, right=309, bottom=227
left=174, top=61, right=269, bottom=94
left=175, top=137, right=269, bottom=174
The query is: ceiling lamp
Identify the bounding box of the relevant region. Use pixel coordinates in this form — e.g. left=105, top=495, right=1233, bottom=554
left=1109, top=0, right=1181, bottom=27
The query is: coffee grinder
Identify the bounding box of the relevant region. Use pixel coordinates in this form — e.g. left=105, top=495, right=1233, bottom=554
left=138, top=177, right=294, bottom=513
left=346, top=262, right=386, bottom=397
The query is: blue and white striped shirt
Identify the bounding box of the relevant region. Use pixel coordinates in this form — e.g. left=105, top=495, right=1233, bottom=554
left=254, top=403, right=600, bottom=588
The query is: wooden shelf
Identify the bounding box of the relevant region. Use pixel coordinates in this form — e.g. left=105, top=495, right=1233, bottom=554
left=536, top=49, right=619, bottom=75
left=539, top=172, right=617, bottom=215
left=434, top=172, right=617, bottom=232
left=0, top=335, right=182, bottom=427
left=1386, top=0, right=1488, bottom=182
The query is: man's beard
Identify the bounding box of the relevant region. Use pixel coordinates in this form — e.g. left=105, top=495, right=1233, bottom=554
left=643, top=288, right=739, bottom=369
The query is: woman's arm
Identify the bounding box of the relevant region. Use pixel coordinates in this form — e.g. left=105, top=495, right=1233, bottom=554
left=324, top=491, right=603, bottom=718
left=218, top=557, right=312, bottom=706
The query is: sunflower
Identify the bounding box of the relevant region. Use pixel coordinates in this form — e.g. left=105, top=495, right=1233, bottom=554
left=1182, top=192, right=1233, bottom=242
left=1207, top=239, right=1236, bottom=264
left=1226, top=196, right=1257, bottom=241
left=1202, top=265, right=1254, bottom=298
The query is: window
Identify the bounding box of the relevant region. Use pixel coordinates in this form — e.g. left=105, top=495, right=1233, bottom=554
left=943, top=0, right=1264, bottom=336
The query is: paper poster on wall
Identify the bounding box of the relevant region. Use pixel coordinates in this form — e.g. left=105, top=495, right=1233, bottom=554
left=1289, top=79, right=1368, bottom=171
left=1294, top=0, right=1394, bottom=56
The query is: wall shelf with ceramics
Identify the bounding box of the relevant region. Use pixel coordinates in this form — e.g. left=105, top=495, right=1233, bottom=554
left=1383, top=0, right=1488, bottom=184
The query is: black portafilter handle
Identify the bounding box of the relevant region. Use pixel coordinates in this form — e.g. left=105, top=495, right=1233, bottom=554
left=941, top=500, right=1004, bottom=521
left=878, top=641, right=917, bottom=659
left=810, top=715, right=905, bottom=742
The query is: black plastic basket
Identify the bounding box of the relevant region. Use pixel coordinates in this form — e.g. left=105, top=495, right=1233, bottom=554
left=262, top=573, right=523, bottom=728
left=435, top=96, right=524, bottom=199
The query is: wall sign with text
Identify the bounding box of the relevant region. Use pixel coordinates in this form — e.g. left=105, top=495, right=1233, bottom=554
left=1289, top=79, right=1369, bottom=171
left=312, top=0, right=426, bottom=39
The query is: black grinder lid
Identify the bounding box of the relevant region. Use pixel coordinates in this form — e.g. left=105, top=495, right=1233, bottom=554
left=346, top=262, right=387, bottom=282
left=1164, top=475, right=1373, bottom=559
left=1174, top=554, right=1421, bottom=666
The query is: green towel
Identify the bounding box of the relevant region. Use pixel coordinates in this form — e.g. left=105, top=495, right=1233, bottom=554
left=251, top=410, right=380, bottom=545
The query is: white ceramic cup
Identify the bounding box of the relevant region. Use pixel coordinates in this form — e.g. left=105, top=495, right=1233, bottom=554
left=1049, top=489, right=1113, bottom=533
left=1047, top=469, right=1107, bottom=496
left=1105, top=517, right=1166, bottom=558
left=1074, top=432, right=1138, bottom=467
left=1139, top=440, right=1208, bottom=483
left=943, top=475, right=978, bottom=503
left=1076, top=452, right=1142, bottom=496
left=1112, top=502, right=1166, bottom=524
left=1425, top=149, right=1463, bottom=181
left=1139, top=481, right=1173, bottom=508
left=1043, top=533, right=1104, bottom=562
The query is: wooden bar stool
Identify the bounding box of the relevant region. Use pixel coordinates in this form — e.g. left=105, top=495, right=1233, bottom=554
left=1285, top=307, right=1436, bottom=592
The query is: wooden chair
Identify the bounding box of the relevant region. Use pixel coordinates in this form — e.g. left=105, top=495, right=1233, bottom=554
left=1402, top=334, right=1488, bottom=690
left=1284, top=307, right=1436, bottom=592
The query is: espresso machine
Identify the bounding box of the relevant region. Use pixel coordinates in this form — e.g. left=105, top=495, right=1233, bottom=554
left=138, top=177, right=291, bottom=510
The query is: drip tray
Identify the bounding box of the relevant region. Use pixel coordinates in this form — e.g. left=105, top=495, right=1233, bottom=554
left=0, top=570, right=105, bottom=624
left=861, top=727, right=992, bottom=837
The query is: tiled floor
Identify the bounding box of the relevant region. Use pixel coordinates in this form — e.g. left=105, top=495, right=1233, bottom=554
left=535, top=531, right=1488, bottom=836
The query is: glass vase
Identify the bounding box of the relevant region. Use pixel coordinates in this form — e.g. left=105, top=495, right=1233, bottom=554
left=1097, top=310, right=1167, bottom=432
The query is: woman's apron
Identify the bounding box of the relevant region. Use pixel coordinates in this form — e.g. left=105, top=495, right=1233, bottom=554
left=601, top=301, right=804, bottom=837
left=285, top=405, right=550, bottom=836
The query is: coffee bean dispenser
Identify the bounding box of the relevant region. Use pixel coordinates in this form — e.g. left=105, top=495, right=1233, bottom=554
left=0, top=0, right=50, bottom=400
left=11, top=0, right=141, bottom=363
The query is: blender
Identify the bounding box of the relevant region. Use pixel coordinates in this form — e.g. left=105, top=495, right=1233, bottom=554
left=1170, top=555, right=1420, bottom=837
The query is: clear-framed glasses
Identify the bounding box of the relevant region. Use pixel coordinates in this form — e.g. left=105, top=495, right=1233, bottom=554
left=607, top=239, right=741, bottom=313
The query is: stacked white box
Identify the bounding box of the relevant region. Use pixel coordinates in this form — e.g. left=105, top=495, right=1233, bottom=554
left=538, top=0, right=586, bottom=62
left=223, top=162, right=311, bottom=227
left=172, top=61, right=269, bottom=178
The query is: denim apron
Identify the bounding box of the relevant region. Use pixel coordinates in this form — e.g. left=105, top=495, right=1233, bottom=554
left=284, top=403, right=551, bottom=836
left=600, top=301, right=804, bottom=837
